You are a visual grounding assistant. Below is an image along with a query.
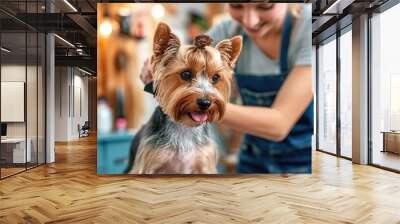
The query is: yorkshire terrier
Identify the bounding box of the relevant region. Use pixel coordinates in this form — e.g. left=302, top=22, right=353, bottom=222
left=125, top=22, right=242, bottom=174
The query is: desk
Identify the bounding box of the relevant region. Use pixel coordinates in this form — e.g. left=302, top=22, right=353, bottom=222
left=1, top=138, right=31, bottom=163
left=382, top=131, right=400, bottom=154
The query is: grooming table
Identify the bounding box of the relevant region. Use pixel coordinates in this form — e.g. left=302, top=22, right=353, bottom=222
left=97, top=132, right=134, bottom=174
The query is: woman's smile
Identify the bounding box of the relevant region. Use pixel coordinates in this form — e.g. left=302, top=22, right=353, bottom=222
left=243, top=22, right=265, bottom=34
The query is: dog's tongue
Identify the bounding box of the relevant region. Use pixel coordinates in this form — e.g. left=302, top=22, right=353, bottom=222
left=190, top=112, right=208, bottom=123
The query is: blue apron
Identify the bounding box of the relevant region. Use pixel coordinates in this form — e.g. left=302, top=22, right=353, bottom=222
left=235, top=13, right=313, bottom=173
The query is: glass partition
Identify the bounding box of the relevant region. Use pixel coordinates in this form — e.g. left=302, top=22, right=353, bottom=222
left=1, top=29, right=28, bottom=177
left=317, top=37, right=337, bottom=154
left=339, top=29, right=352, bottom=158
left=371, top=3, right=400, bottom=171
left=0, top=1, right=46, bottom=179
left=27, top=30, right=38, bottom=169
left=38, top=32, right=45, bottom=165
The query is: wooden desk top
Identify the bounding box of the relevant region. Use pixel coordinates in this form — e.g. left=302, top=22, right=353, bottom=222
left=1, top=138, right=30, bottom=143
left=381, top=131, right=400, bottom=134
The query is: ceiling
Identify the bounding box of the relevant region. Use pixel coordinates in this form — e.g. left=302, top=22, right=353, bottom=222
left=1, top=0, right=396, bottom=74
left=311, top=0, right=390, bottom=44
left=0, top=0, right=97, bottom=74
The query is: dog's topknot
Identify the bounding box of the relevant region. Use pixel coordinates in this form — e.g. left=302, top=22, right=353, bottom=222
left=193, top=34, right=213, bottom=49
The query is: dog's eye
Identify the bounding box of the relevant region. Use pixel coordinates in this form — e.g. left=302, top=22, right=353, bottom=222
left=180, top=71, right=192, bottom=81
left=211, top=74, right=220, bottom=84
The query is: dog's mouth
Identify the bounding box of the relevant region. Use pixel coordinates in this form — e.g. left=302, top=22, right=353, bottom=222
left=188, top=111, right=208, bottom=123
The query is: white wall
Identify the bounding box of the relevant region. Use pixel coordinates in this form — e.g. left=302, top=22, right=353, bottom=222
left=1, top=66, right=25, bottom=135
left=72, top=73, right=89, bottom=138
left=55, top=66, right=69, bottom=141
left=1, top=65, right=26, bottom=147
left=1, top=65, right=35, bottom=138
left=54, top=67, right=89, bottom=141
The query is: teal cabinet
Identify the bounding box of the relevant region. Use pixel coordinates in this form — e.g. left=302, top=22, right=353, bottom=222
left=97, top=132, right=135, bottom=174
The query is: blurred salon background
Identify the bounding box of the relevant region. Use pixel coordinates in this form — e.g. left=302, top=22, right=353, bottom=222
left=97, top=3, right=242, bottom=174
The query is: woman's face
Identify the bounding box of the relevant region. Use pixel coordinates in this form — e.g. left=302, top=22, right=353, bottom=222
left=228, top=3, right=288, bottom=38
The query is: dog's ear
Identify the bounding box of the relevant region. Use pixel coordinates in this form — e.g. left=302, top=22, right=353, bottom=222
left=215, top=35, right=242, bottom=67
left=152, top=22, right=180, bottom=64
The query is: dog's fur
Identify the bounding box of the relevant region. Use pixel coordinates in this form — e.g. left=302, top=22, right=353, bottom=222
left=125, top=22, right=242, bottom=174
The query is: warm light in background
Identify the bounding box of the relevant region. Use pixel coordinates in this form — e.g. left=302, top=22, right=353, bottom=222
left=151, top=4, right=165, bottom=20
left=118, top=7, right=131, bottom=17
left=100, top=19, right=113, bottom=37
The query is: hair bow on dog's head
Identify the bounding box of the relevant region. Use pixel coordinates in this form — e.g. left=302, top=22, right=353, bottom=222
left=193, top=34, right=213, bottom=49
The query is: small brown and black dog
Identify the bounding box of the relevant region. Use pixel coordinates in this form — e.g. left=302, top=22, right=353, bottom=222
left=125, top=22, right=242, bottom=174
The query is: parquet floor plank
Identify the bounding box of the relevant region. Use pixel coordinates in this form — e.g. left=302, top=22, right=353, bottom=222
left=0, top=135, right=399, bottom=223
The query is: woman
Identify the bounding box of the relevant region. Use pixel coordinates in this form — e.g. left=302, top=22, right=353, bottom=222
left=141, top=3, right=313, bottom=173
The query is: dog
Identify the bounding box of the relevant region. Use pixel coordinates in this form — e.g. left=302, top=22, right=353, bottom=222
left=125, top=22, right=242, bottom=174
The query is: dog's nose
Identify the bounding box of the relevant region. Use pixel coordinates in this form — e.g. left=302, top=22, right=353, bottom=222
left=197, top=98, right=211, bottom=110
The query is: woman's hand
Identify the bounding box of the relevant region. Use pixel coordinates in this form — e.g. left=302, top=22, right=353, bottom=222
left=139, top=58, right=153, bottom=85
left=222, top=65, right=313, bottom=142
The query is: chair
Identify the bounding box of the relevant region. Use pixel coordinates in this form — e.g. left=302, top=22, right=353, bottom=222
left=78, top=121, right=90, bottom=138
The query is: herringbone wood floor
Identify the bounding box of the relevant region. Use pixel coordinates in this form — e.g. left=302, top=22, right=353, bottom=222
left=1, top=135, right=400, bottom=224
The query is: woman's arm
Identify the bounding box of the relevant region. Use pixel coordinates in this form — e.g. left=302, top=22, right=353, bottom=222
left=222, top=65, right=313, bottom=142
